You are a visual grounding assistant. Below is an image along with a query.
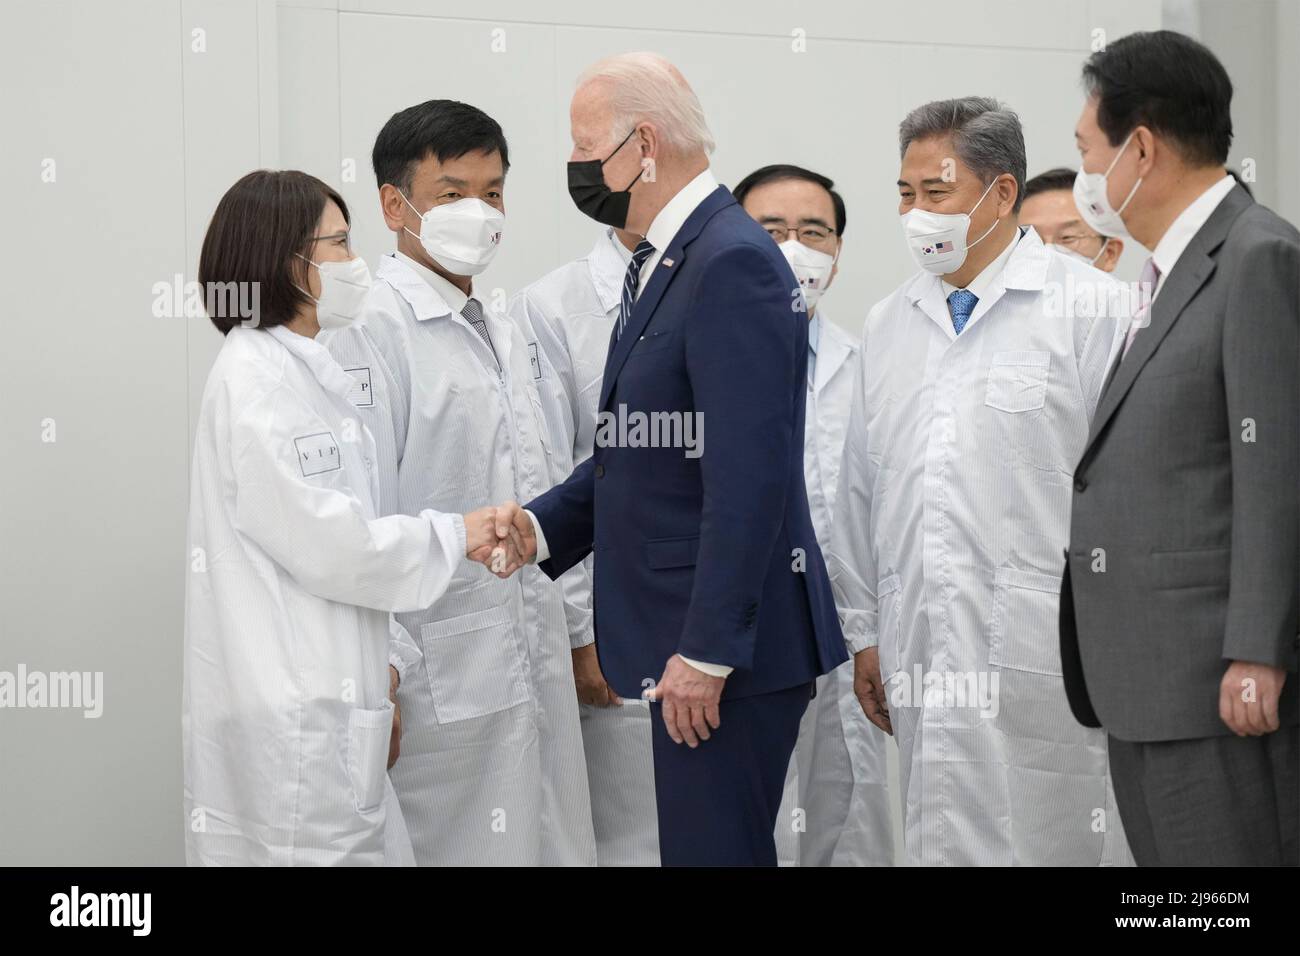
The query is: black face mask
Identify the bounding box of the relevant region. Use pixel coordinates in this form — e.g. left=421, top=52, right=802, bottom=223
left=567, top=126, right=642, bottom=229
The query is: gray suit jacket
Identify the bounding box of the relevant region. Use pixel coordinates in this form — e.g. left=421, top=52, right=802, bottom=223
left=1061, top=184, right=1300, bottom=741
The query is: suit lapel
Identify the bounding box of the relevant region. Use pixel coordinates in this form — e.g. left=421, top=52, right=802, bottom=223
left=1082, top=186, right=1251, bottom=459
left=599, top=186, right=735, bottom=411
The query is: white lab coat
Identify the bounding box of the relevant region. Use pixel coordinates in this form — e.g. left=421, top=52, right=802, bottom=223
left=827, top=229, right=1135, bottom=865
left=327, top=254, right=595, bottom=866
left=509, top=230, right=661, bottom=866
left=183, top=323, right=464, bottom=866
left=775, top=309, right=895, bottom=867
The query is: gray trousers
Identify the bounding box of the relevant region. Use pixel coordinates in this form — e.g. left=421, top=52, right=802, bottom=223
left=1108, top=724, right=1298, bottom=866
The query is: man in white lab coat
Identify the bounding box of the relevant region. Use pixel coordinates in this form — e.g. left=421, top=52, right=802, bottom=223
left=509, top=227, right=661, bottom=865
left=327, top=100, right=595, bottom=865
left=827, top=97, right=1133, bottom=865
left=733, top=164, right=894, bottom=867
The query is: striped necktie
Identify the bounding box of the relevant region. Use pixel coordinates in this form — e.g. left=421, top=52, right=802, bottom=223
left=461, top=297, right=499, bottom=367
left=617, top=239, right=657, bottom=341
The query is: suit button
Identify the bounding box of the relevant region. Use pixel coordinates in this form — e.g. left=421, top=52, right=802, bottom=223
left=1073, top=476, right=1088, bottom=492
left=595, top=464, right=605, bottom=478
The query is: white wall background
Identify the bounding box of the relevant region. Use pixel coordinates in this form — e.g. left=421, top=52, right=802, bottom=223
left=3, top=0, right=1290, bottom=866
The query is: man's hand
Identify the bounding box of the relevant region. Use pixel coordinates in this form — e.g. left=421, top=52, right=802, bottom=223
left=462, top=505, right=526, bottom=577
left=853, top=646, right=892, bottom=735
left=387, top=665, right=402, bottom=769
left=491, top=500, right=538, bottom=574
left=649, top=654, right=724, bottom=747
left=573, top=643, right=621, bottom=707
left=1220, top=659, right=1287, bottom=736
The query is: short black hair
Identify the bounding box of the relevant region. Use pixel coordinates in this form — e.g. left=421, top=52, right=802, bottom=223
left=372, top=99, right=510, bottom=193
left=1023, top=167, right=1078, bottom=201
left=198, top=169, right=349, bottom=335
left=732, top=164, right=847, bottom=237
left=1081, top=30, right=1232, bottom=167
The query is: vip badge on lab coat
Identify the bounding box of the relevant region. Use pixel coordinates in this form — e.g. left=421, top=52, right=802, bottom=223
left=344, top=366, right=373, bottom=407
left=294, top=431, right=341, bottom=477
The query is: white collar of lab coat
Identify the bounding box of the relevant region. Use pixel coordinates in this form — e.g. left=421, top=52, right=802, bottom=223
left=906, top=226, right=1049, bottom=337
left=265, top=324, right=357, bottom=400
left=587, top=228, right=630, bottom=313
left=644, top=168, right=719, bottom=254
left=811, top=308, right=857, bottom=392
left=378, top=253, right=461, bottom=321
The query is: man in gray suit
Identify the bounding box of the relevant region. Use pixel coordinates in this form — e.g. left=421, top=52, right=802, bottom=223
left=1061, top=30, right=1299, bottom=866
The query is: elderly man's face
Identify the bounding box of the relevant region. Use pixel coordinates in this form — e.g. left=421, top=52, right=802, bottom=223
left=569, top=81, right=651, bottom=229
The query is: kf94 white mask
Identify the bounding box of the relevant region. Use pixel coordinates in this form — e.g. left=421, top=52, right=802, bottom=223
left=1073, top=131, right=1142, bottom=240
left=779, top=239, right=837, bottom=311
left=295, top=254, right=372, bottom=330
left=899, top=177, right=999, bottom=275
left=401, top=193, right=504, bottom=276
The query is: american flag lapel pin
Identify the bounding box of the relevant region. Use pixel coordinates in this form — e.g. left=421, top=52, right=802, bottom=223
left=662, top=257, right=674, bottom=268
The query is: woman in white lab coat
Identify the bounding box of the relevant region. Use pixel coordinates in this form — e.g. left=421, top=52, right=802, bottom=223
left=183, top=170, right=503, bottom=865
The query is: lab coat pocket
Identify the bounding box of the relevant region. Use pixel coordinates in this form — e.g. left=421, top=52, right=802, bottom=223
left=419, top=606, right=529, bottom=723
left=984, top=351, right=1050, bottom=413
left=347, top=700, right=394, bottom=814
left=876, top=574, right=903, bottom=680
left=988, top=568, right=1063, bottom=676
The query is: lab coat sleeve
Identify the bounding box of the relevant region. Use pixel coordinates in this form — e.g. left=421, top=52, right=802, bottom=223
left=1072, top=273, right=1127, bottom=420
left=388, top=617, right=422, bottom=683
left=676, top=243, right=798, bottom=670
left=558, top=562, right=595, bottom=649
left=509, top=290, right=581, bottom=459
left=825, top=330, right=880, bottom=655
left=231, top=391, right=467, bottom=614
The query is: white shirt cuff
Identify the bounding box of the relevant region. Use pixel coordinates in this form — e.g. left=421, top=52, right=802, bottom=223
left=523, top=509, right=550, bottom=564
left=680, top=656, right=733, bottom=678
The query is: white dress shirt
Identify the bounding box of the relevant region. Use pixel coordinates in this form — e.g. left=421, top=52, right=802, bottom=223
left=527, top=168, right=730, bottom=679
left=941, top=227, right=1021, bottom=305
left=1149, top=173, right=1235, bottom=302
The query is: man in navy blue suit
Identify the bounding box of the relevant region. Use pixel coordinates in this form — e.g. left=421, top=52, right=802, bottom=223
left=493, top=52, right=847, bottom=866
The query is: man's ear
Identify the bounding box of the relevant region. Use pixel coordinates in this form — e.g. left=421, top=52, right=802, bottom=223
left=1100, top=236, right=1124, bottom=272
left=998, top=173, right=1018, bottom=217
left=378, top=183, right=407, bottom=234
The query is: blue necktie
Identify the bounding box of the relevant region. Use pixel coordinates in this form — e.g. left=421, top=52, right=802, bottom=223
left=948, top=289, right=978, bottom=335
left=617, top=239, right=657, bottom=341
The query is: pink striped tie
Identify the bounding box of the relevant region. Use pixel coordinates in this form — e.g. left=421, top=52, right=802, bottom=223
left=1123, top=257, right=1161, bottom=357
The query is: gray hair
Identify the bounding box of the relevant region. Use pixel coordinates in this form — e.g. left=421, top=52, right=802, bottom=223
left=577, top=52, right=715, bottom=157
left=898, top=97, right=1026, bottom=212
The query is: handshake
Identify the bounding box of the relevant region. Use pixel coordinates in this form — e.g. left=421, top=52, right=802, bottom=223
left=462, top=501, right=539, bottom=578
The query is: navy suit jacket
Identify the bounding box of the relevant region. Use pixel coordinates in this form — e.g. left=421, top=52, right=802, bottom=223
left=528, top=185, right=848, bottom=701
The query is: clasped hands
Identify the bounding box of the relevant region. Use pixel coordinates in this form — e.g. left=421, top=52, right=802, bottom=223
left=462, top=501, right=537, bottom=578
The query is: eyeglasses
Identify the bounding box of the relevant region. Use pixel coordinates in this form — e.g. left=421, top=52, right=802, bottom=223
left=1055, top=232, right=1105, bottom=252
left=310, top=231, right=354, bottom=255
left=763, top=224, right=836, bottom=245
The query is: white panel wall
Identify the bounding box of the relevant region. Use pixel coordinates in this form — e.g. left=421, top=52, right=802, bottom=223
left=22, top=0, right=1288, bottom=866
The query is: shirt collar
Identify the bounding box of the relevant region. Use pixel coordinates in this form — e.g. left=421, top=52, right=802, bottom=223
left=1150, top=174, right=1235, bottom=280
left=644, top=168, right=719, bottom=253
left=941, top=226, right=1021, bottom=301
left=588, top=228, right=631, bottom=312
left=392, top=251, right=473, bottom=317
left=266, top=324, right=356, bottom=399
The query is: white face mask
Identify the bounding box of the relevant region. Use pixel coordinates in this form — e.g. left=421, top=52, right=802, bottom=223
left=899, top=177, right=999, bottom=275
left=779, top=239, right=837, bottom=311
left=295, top=254, right=372, bottom=330
left=401, top=193, right=504, bottom=276
left=1046, top=239, right=1108, bottom=267
left=1074, top=131, right=1141, bottom=239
